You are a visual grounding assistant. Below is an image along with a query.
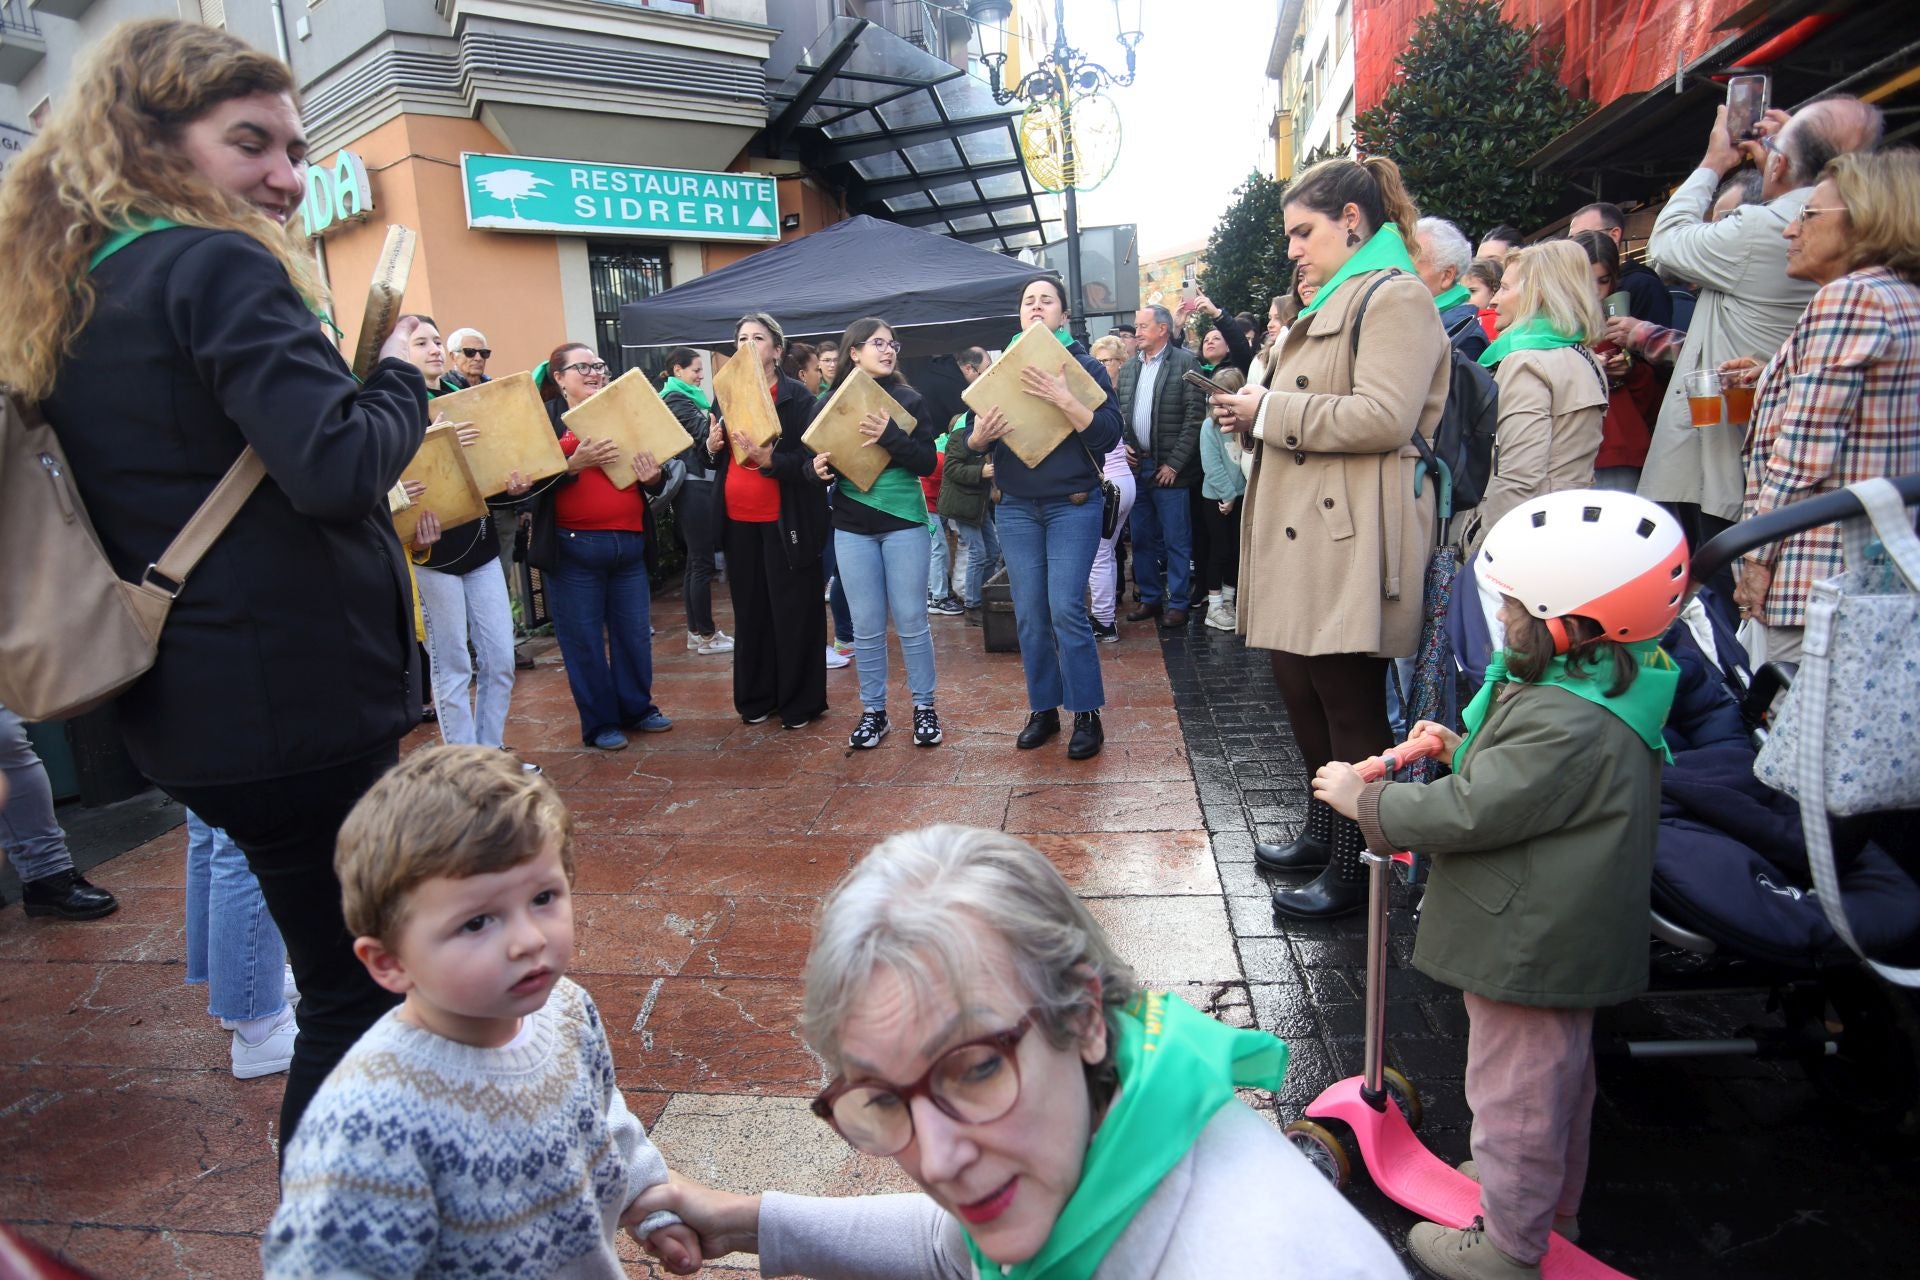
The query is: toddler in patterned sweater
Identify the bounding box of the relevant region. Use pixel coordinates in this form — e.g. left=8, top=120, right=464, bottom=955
left=264, top=746, right=702, bottom=1278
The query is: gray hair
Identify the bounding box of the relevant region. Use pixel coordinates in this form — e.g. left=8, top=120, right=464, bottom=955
left=735, top=311, right=785, bottom=351
left=446, top=327, right=487, bottom=351
left=1140, top=304, right=1173, bottom=333
left=1779, top=96, right=1885, bottom=187
left=1416, top=217, right=1472, bottom=280
left=800, top=826, right=1138, bottom=1074
left=1713, top=169, right=1763, bottom=212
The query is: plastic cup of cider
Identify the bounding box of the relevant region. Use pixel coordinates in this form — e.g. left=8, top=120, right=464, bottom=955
left=1684, top=370, right=1723, bottom=428
left=1723, top=381, right=1756, bottom=425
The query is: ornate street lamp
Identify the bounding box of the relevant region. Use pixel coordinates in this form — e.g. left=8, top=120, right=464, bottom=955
left=966, top=0, right=1143, bottom=341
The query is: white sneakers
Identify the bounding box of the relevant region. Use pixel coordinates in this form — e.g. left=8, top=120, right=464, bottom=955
left=688, top=629, right=735, bottom=655
left=825, top=644, right=851, bottom=669
left=230, top=1005, right=297, bottom=1080
left=1204, top=595, right=1237, bottom=631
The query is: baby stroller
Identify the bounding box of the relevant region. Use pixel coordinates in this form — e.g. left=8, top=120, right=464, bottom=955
left=1621, top=476, right=1920, bottom=1135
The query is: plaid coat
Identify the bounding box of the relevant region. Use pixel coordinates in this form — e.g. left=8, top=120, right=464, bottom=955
left=1742, top=266, right=1920, bottom=626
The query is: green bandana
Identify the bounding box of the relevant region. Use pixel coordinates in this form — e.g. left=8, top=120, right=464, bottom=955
left=1298, top=225, right=1420, bottom=317
left=961, top=992, right=1289, bottom=1280
left=1476, top=316, right=1584, bottom=368
left=1007, top=324, right=1078, bottom=351
left=1433, top=283, right=1472, bottom=313
left=662, top=374, right=711, bottom=412
left=1456, top=639, right=1679, bottom=767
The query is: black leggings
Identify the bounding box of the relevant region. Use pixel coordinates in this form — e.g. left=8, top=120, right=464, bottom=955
left=1268, top=651, right=1393, bottom=776
left=1199, top=498, right=1241, bottom=592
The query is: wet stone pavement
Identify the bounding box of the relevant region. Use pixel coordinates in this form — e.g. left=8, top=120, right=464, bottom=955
left=1161, top=617, right=1920, bottom=1279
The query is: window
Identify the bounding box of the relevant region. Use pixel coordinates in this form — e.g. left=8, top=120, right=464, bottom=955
left=587, top=242, right=670, bottom=378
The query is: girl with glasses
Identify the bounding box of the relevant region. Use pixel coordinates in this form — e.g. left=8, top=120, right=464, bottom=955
left=809, top=318, right=945, bottom=749
left=626, top=825, right=1400, bottom=1276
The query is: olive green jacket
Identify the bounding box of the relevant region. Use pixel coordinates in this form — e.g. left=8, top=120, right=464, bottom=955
left=937, top=415, right=992, bottom=525
left=1356, top=683, right=1661, bottom=1008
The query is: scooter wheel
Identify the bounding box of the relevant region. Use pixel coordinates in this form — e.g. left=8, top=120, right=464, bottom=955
left=1382, top=1066, right=1425, bottom=1132
left=1284, top=1119, right=1351, bottom=1189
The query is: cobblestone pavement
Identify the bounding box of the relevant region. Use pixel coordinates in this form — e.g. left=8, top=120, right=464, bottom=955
left=1160, top=616, right=1920, bottom=1279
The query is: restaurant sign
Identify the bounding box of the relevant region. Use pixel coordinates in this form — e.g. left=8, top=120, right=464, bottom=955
left=461, top=153, right=780, bottom=243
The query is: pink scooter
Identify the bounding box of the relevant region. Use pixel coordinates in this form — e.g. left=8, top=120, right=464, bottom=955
left=1284, top=734, right=1633, bottom=1279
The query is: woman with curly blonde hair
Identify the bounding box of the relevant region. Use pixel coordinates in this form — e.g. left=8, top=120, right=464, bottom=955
left=0, top=18, right=431, bottom=1144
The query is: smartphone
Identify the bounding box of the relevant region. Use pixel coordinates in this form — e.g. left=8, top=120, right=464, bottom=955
left=1726, top=73, right=1770, bottom=142
left=1183, top=369, right=1229, bottom=396
left=1603, top=290, right=1632, bottom=320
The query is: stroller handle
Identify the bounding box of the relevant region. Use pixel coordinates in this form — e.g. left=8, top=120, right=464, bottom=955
left=1352, top=732, right=1448, bottom=783
left=1689, top=473, right=1920, bottom=592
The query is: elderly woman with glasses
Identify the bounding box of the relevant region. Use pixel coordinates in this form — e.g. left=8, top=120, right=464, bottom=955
left=1722, top=147, right=1920, bottom=665
left=528, top=343, right=673, bottom=750
left=629, top=826, right=1400, bottom=1278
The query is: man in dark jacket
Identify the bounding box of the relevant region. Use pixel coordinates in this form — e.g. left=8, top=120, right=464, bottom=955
left=1569, top=202, right=1673, bottom=326
left=1114, top=305, right=1205, bottom=627
left=1414, top=216, right=1490, bottom=360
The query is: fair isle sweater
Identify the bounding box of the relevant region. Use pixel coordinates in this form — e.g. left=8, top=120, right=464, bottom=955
left=264, top=979, right=678, bottom=1279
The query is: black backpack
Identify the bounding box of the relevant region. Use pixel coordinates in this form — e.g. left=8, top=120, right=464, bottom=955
left=1350, top=271, right=1499, bottom=510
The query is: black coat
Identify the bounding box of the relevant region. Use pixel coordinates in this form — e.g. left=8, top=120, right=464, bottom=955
left=703, top=372, right=828, bottom=569
left=42, top=228, right=427, bottom=788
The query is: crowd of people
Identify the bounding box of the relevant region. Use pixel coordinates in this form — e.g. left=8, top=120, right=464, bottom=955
left=1, top=13, right=1917, bottom=1280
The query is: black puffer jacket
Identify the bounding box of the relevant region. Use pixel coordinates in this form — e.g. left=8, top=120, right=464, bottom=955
left=42, top=227, right=426, bottom=787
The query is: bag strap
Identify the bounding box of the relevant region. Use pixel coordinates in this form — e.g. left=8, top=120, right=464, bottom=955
left=142, top=450, right=267, bottom=596
left=1792, top=478, right=1920, bottom=986
left=1348, top=269, right=1448, bottom=537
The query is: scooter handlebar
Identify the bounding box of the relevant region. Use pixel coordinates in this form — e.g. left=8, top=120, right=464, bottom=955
left=1351, top=732, right=1448, bottom=783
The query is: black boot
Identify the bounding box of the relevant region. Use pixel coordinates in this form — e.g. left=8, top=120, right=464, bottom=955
left=1067, top=710, right=1104, bottom=760
left=1254, top=797, right=1334, bottom=873
left=21, top=870, right=119, bottom=921
left=1270, top=815, right=1368, bottom=922
left=1016, top=709, right=1061, bottom=750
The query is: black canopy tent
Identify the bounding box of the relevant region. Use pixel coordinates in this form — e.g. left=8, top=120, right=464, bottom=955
left=617, top=215, right=1041, bottom=368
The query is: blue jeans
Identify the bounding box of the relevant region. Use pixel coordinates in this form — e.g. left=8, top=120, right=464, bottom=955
left=546, top=528, right=659, bottom=741
left=951, top=515, right=1003, bottom=609
left=819, top=523, right=854, bottom=645
left=834, top=526, right=938, bottom=711
left=1129, top=482, right=1194, bottom=611
left=185, top=811, right=288, bottom=1023
left=998, top=495, right=1105, bottom=713
left=0, top=705, right=74, bottom=883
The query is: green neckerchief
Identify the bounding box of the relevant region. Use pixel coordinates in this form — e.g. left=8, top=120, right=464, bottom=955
left=1006, top=324, right=1078, bottom=350
left=1199, top=361, right=1218, bottom=374
left=662, top=374, right=711, bottom=412
left=87, top=217, right=184, bottom=271
left=1433, top=283, right=1472, bottom=313
left=1476, top=316, right=1583, bottom=368
left=840, top=460, right=929, bottom=525
left=1456, top=639, right=1679, bottom=767
left=962, top=992, right=1288, bottom=1280
left=1298, top=225, right=1419, bottom=317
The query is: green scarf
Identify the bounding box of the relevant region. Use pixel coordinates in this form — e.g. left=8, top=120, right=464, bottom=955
left=87, top=217, right=183, bottom=271
left=1298, top=225, right=1420, bottom=317
left=1476, top=316, right=1584, bottom=368
left=961, top=992, right=1289, bottom=1280
left=662, top=374, right=711, bottom=412
left=1456, top=639, right=1679, bottom=768
left=1007, top=324, right=1078, bottom=351
left=1433, top=283, right=1472, bottom=313
left=840, top=462, right=929, bottom=524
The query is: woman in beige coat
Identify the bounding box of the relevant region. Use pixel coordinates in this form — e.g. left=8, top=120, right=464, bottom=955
left=1467, top=240, right=1609, bottom=645
left=1211, top=156, right=1449, bottom=921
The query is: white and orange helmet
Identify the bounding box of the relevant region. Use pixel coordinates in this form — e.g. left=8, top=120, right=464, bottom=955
left=1477, top=490, right=1689, bottom=653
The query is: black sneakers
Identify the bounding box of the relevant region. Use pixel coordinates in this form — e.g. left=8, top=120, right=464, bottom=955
left=850, top=708, right=890, bottom=749
left=912, top=704, right=943, bottom=747
left=1089, top=615, right=1119, bottom=644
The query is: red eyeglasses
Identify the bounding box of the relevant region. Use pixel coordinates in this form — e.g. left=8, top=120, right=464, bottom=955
left=811, top=1009, right=1039, bottom=1157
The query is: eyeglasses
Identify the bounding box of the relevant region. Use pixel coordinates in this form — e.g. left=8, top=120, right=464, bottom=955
left=811, top=1009, right=1037, bottom=1157
left=1794, top=206, right=1848, bottom=225
left=457, top=347, right=492, bottom=359
left=858, top=339, right=904, bottom=353
left=561, top=360, right=611, bottom=376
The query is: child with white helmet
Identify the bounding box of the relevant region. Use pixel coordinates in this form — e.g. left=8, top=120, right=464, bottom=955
left=1313, top=489, right=1689, bottom=1280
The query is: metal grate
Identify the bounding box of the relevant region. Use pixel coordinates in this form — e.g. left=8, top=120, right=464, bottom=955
left=588, top=242, right=670, bottom=378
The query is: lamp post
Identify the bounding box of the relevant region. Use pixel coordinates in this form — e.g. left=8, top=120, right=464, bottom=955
left=967, top=0, right=1143, bottom=343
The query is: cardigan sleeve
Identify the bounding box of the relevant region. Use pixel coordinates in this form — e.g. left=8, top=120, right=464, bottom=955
left=758, top=1191, right=971, bottom=1280
left=165, top=233, right=427, bottom=523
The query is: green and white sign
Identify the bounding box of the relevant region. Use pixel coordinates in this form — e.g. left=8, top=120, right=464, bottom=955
left=460, top=153, right=780, bottom=243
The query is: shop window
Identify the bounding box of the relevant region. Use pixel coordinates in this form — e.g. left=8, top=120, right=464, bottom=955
left=588, top=242, right=670, bottom=378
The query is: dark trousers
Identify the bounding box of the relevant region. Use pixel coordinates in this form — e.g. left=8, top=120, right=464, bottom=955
left=726, top=520, right=828, bottom=727
left=1268, top=651, right=1392, bottom=775
left=675, top=480, right=718, bottom=637
left=1189, top=486, right=1215, bottom=594
left=1198, top=496, right=1241, bottom=592
left=166, top=743, right=402, bottom=1151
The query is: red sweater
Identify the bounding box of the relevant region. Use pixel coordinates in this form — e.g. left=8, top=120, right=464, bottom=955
left=556, top=432, right=646, bottom=532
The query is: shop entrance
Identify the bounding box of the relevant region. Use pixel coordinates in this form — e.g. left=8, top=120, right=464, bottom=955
left=588, top=242, right=670, bottom=377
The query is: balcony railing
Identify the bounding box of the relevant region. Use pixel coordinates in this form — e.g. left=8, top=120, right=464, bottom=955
left=2, top=0, right=43, bottom=36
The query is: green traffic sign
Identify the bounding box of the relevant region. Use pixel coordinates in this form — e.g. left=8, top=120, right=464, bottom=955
left=460, top=153, right=780, bottom=243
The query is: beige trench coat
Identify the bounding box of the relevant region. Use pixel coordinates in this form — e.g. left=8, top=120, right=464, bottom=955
left=1239, top=269, right=1449, bottom=657
left=1467, top=345, right=1609, bottom=553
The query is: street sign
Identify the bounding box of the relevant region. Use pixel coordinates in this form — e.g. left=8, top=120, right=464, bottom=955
left=460, top=153, right=780, bottom=243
